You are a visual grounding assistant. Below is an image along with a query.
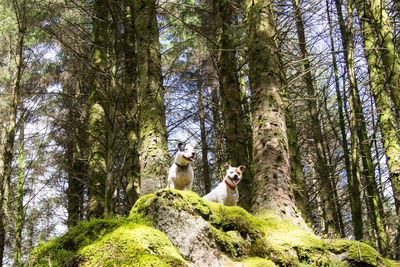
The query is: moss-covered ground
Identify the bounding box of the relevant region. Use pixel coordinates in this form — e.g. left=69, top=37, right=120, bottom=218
left=30, top=189, right=400, bottom=266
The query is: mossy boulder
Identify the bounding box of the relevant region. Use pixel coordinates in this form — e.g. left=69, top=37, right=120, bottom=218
left=29, top=218, right=185, bottom=266
left=30, top=189, right=400, bottom=266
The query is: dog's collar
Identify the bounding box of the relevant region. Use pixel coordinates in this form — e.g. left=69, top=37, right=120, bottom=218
left=224, top=179, right=236, bottom=190
left=175, top=162, right=189, bottom=170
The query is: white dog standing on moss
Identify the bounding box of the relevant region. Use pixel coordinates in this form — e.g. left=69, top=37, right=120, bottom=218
left=203, top=164, right=246, bottom=206
left=167, top=143, right=196, bottom=190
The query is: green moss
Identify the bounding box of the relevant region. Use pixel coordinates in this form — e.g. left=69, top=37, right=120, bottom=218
left=30, top=218, right=126, bottom=265
left=31, top=189, right=400, bottom=267
left=77, top=224, right=185, bottom=266
left=241, top=257, right=277, bottom=266
left=30, top=218, right=185, bottom=266
left=382, top=258, right=400, bottom=267
left=328, top=239, right=382, bottom=266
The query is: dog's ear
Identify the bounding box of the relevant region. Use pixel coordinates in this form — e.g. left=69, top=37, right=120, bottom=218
left=225, top=163, right=231, bottom=169
left=178, top=142, right=184, bottom=151
left=238, top=165, right=246, bottom=171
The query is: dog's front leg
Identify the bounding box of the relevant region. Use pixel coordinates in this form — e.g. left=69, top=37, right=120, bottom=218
left=167, top=179, right=175, bottom=189
left=185, top=179, right=193, bottom=191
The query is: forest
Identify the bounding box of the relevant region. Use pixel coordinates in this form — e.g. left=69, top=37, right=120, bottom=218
left=0, top=0, right=400, bottom=265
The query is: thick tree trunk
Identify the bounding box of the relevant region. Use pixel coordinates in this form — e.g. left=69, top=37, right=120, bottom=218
left=356, top=0, right=400, bottom=220
left=134, top=0, right=169, bottom=196
left=87, top=0, right=109, bottom=218
left=356, top=0, right=399, bottom=255
left=291, top=0, right=338, bottom=233
left=245, top=0, right=306, bottom=228
left=213, top=0, right=252, bottom=210
left=359, top=0, right=400, bottom=122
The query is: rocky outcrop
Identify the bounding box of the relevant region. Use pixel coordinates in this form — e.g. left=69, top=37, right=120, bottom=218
left=30, top=189, right=399, bottom=266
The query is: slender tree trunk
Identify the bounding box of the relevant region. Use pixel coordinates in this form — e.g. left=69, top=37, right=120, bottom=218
left=356, top=0, right=399, bottom=255
left=104, top=20, right=119, bottom=218
left=66, top=78, right=86, bottom=227
left=285, top=99, right=313, bottom=224
left=280, top=57, right=313, bottom=224
left=328, top=0, right=361, bottom=239
left=123, top=1, right=139, bottom=211
left=213, top=0, right=252, bottom=210
left=210, top=78, right=225, bottom=181
left=135, top=0, right=169, bottom=196
left=333, top=0, right=365, bottom=240
left=196, top=64, right=211, bottom=194
left=14, top=115, right=24, bottom=266
left=238, top=55, right=253, bottom=167
left=87, top=0, right=109, bottom=218
left=0, top=1, right=24, bottom=262
left=291, top=0, right=338, bottom=233
left=245, top=0, right=306, bottom=228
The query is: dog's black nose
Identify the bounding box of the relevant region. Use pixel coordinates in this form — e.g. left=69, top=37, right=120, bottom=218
left=233, top=174, right=238, bottom=179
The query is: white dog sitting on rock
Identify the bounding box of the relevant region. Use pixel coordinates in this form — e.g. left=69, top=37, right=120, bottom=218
left=203, top=164, right=245, bottom=206
left=167, top=143, right=196, bottom=190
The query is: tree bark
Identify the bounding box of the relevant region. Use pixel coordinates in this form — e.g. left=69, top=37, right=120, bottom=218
left=245, top=0, right=306, bottom=228
left=123, top=1, right=140, bottom=211
left=196, top=63, right=211, bottom=195
left=333, top=0, right=365, bottom=240
left=213, top=0, right=252, bottom=210
left=14, top=111, right=24, bottom=266
left=66, top=79, right=86, bottom=227
left=285, top=98, right=313, bottom=224
left=358, top=0, right=400, bottom=122
left=87, top=0, right=109, bottom=218
left=0, top=1, right=24, bottom=263
left=291, top=0, right=338, bottom=233
left=210, top=78, right=226, bottom=181
left=356, top=0, right=399, bottom=254
left=134, top=0, right=169, bottom=196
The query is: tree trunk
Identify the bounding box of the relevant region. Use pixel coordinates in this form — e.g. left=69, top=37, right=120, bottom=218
left=291, top=0, right=338, bottom=233
left=123, top=1, right=139, bottom=211
left=328, top=0, right=360, bottom=239
left=87, top=0, right=109, bottom=218
left=213, top=0, right=252, bottom=210
left=285, top=98, right=313, bottom=224
left=66, top=79, right=86, bottom=227
left=356, top=0, right=399, bottom=255
left=245, top=0, right=306, bottom=228
left=280, top=56, right=312, bottom=224
left=0, top=1, right=24, bottom=262
left=104, top=19, right=119, bottom=218
left=359, top=0, right=400, bottom=122
left=134, top=0, right=169, bottom=196
left=196, top=64, right=211, bottom=195
left=333, top=0, right=365, bottom=240
left=210, top=79, right=225, bottom=181
left=14, top=114, right=24, bottom=266
left=356, top=0, right=400, bottom=220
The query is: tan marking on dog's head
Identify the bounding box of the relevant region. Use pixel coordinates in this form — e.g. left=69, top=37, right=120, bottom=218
left=235, top=165, right=246, bottom=176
